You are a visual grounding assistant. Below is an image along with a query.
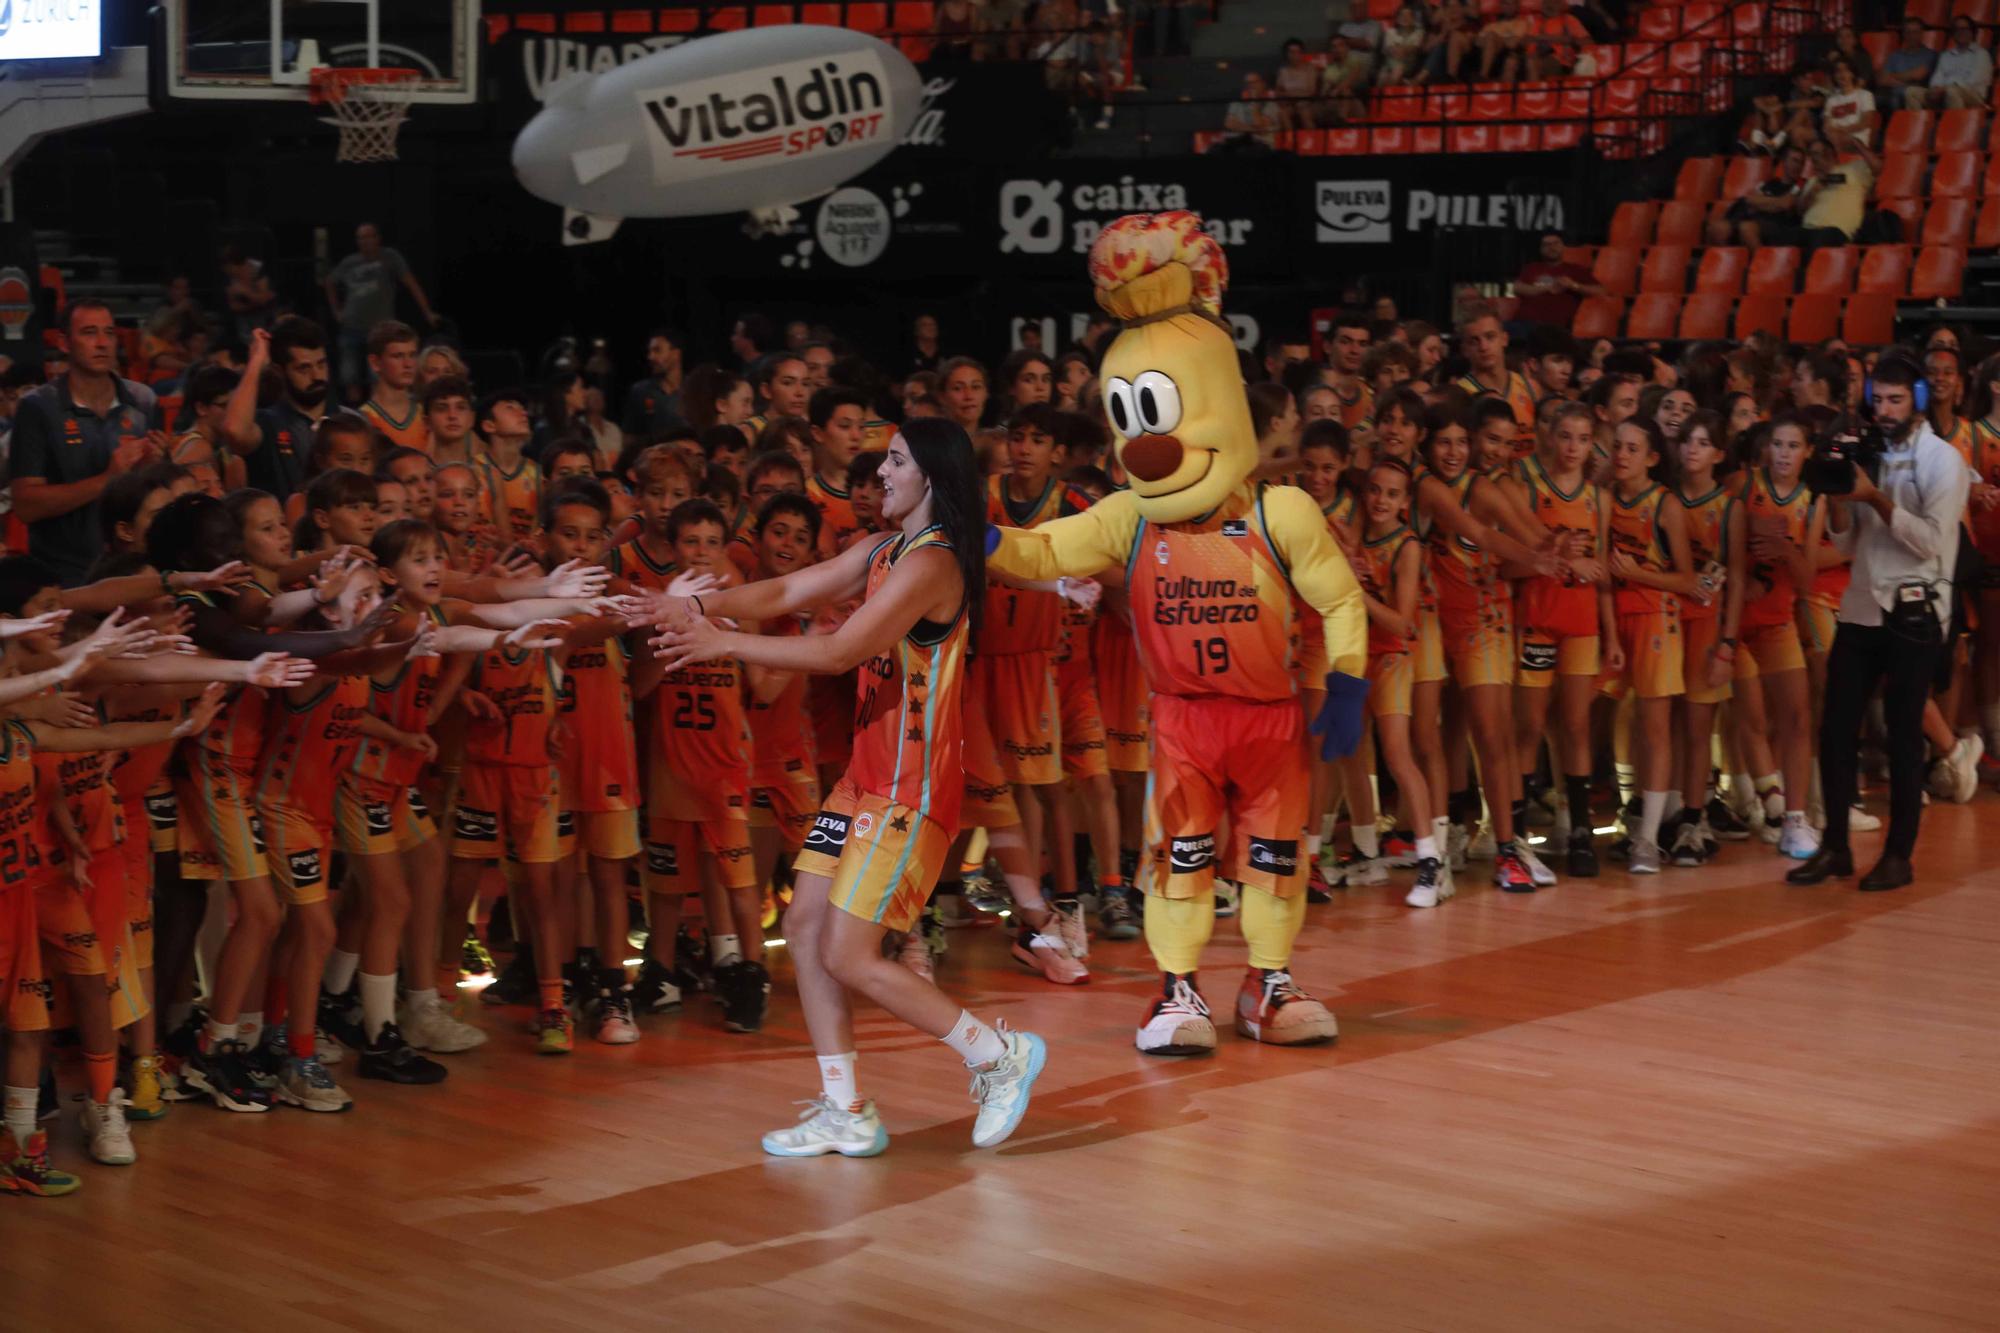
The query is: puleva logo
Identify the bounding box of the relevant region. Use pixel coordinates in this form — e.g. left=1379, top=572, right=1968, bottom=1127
left=1316, top=180, right=1392, bottom=244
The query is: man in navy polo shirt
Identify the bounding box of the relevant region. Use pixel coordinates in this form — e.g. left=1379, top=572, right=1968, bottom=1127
left=221, top=316, right=329, bottom=502
left=8, top=300, right=163, bottom=585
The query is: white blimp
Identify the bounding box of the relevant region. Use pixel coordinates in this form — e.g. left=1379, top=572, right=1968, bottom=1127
left=512, top=26, right=924, bottom=243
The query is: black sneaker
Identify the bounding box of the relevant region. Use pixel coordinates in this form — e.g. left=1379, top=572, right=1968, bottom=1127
left=718, top=960, right=770, bottom=1033
left=480, top=947, right=538, bottom=1006
left=36, top=1066, right=58, bottom=1122
left=357, top=1023, right=448, bottom=1085
left=633, top=957, right=684, bottom=1013
left=460, top=930, right=495, bottom=978
left=163, top=1005, right=208, bottom=1062
left=317, top=988, right=366, bottom=1055
left=1704, top=796, right=1751, bottom=840
left=1566, top=828, right=1599, bottom=877
left=245, top=1033, right=288, bottom=1090
left=673, top=923, right=710, bottom=994
left=183, top=1039, right=273, bottom=1113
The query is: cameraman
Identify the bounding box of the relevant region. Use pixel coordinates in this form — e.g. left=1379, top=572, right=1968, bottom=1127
left=1790, top=358, right=1970, bottom=891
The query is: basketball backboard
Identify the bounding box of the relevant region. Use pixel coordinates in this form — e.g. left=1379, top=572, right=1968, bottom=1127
left=157, top=0, right=480, bottom=106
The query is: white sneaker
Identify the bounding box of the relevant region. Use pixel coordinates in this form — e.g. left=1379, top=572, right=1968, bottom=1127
left=1951, top=735, right=1983, bottom=804
left=1757, top=812, right=1782, bottom=845
left=1467, top=823, right=1497, bottom=860
left=761, top=1096, right=888, bottom=1158
left=1517, top=841, right=1559, bottom=887
left=77, top=1091, right=135, bottom=1165
left=1847, top=802, right=1882, bottom=832
left=1777, top=814, right=1820, bottom=861
left=1136, top=976, right=1217, bottom=1056
left=967, top=1023, right=1047, bottom=1149
left=276, top=1056, right=353, bottom=1113
left=1052, top=898, right=1090, bottom=961
left=1338, top=852, right=1387, bottom=886
left=402, top=996, right=488, bottom=1053
left=1010, top=929, right=1088, bottom=985
left=1213, top=881, right=1239, bottom=917
left=1404, top=857, right=1445, bottom=909
left=1628, top=838, right=1661, bottom=874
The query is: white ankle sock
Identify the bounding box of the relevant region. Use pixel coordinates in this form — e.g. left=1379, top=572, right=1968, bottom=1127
left=1415, top=836, right=1439, bottom=861
left=403, top=986, right=439, bottom=1011
left=818, top=1051, right=860, bottom=1110
left=4, top=1085, right=36, bottom=1146
left=1354, top=825, right=1380, bottom=858
left=941, top=1010, right=1007, bottom=1067
left=710, top=933, right=742, bottom=967
left=322, top=948, right=360, bottom=997
left=1639, top=791, right=1668, bottom=845
left=359, top=972, right=398, bottom=1043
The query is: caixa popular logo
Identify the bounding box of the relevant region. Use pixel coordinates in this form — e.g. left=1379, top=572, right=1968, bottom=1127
left=999, top=177, right=1255, bottom=256
left=1316, top=180, right=1393, bottom=244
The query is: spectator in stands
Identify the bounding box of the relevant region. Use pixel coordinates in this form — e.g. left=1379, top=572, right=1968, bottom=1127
left=1320, top=35, right=1375, bottom=122
left=930, top=0, right=978, bottom=60
left=1917, top=16, right=1993, bottom=111
left=1877, top=16, right=1939, bottom=109
left=1523, top=0, right=1589, bottom=80
left=1223, top=71, right=1283, bottom=146
left=1379, top=6, right=1428, bottom=86
left=8, top=300, right=164, bottom=585
left=978, top=0, right=1024, bottom=59
left=1710, top=143, right=1809, bottom=247
left=1818, top=58, right=1879, bottom=152
left=1512, top=232, right=1604, bottom=331
left=1796, top=136, right=1879, bottom=248
left=1740, top=92, right=1792, bottom=155
left=325, top=223, right=436, bottom=403
left=1336, top=10, right=1383, bottom=56
left=1417, top=1, right=1477, bottom=86
left=221, top=245, right=277, bottom=341
left=1827, top=24, right=1875, bottom=91
left=1274, top=38, right=1322, bottom=130
left=222, top=320, right=327, bottom=503
left=908, top=314, right=943, bottom=375
left=1475, top=0, right=1531, bottom=82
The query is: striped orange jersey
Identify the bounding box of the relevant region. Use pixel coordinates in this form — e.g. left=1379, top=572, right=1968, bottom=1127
left=1936, top=415, right=1974, bottom=467
left=984, top=474, right=1084, bottom=656
left=35, top=746, right=124, bottom=855
left=477, top=455, right=543, bottom=543
left=845, top=527, right=968, bottom=830
left=747, top=613, right=817, bottom=787
left=1455, top=371, right=1537, bottom=455
left=465, top=646, right=562, bottom=767
left=1355, top=525, right=1417, bottom=656
left=1331, top=381, right=1373, bottom=432
left=1740, top=467, right=1809, bottom=628
left=360, top=398, right=430, bottom=453
left=1427, top=471, right=1508, bottom=626
left=806, top=475, right=860, bottom=560
left=0, top=722, right=63, bottom=889
left=559, top=635, right=638, bottom=812
left=1678, top=485, right=1735, bottom=623
left=258, top=675, right=372, bottom=821
left=351, top=608, right=446, bottom=790
left=1322, top=490, right=1358, bottom=535
left=651, top=644, right=752, bottom=790
left=1608, top=482, right=1676, bottom=616
left=175, top=591, right=269, bottom=767
left=608, top=536, right=678, bottom=592
left=1518, top=459, right=1600, bottom=636
left=1970, top=420, right=2000, bottom=560
left=1127, top=490, right=1304, bottom=702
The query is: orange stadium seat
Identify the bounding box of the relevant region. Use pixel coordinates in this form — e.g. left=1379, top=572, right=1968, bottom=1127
left=1729, top=2, right=1765, bottom=36
left=1862, top=31, right=1896, bottom=68
left=1909, top=0, right=1949, bottom=25
left=1496, top=124, right=1540, bottom=152
left=1873, top=153, right=1926, bottom=200
left=1682, top=3, right=1723, bottom=30
left=1720, top=156, right=1770, bottom=200
left=1912, top=246, right=1968, bottom=299
left=843, top=2, right=887, bottom=27
left=1952, top=0, right=1997, bottom=21
left=1844, top=293, right=1897, bottom=346
left=890, top=2, right=933, bottom=29
left=1857, top=245, right=1914, bottom=295
left=1788, top=295, right=1841, bottom=343
left=1542, top=122, right=1586, bottom=150
left=1880, top=197, right=1927, bottom=238
left=1609, top=201, right=1660, bottom=246
left=1572, top=296, right=1625, bottom=340
left=1640, top=245, right=1691, bottom=293
left=1982, top=155, right=2000, bottom=195
left=1803, top=246, right=1859, bottom=294
left=1934, top=108, right=1987, bottom=152
left=1924, top=196, right=1975, bottom=245
left=754, top=5, right=796, bottom=24
left=1931, top=151, right=1981, bottom=197
left=1668, top=42, right=1705, bottom=76
left=1734, top=294, right=1787, bottom=339
left=1680, top=293, right=1733, bottom=340
left=1655, top=200, right=1707, bottom=245
left=1694, top=247, right=1747, bottom=293
left=1593, top=245, right=1641, bottom=296
left=1675, top=156, right=1725, bottom=201
left=1624, top=42, right=1664, bottom=77
left=1450, top=126, right=1495, bottom=153
left=1562, top=245, right=1597, bottom=267
left=1323, top=128, right=1367, bottom=153
left=1883, top=111, right=1935, bottom=155
left=1745, top=247, right=1800, bottom=295
left=1596, top=80, right=1644, bottom=116
left=1636, top=7, right=1682, bottom=39
left=1469, top=88, right=1513, bottom=119
left=1978, top=197, right=2000, bottom=246
left=801, top=3, right=841, bottom=22
left=1626, top=294, right=1682, bottom=340
left=1515, top=83, right=1559, bottom=118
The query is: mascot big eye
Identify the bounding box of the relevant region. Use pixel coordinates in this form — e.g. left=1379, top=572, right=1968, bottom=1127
left=985, top=211, right=1369, bottom=1057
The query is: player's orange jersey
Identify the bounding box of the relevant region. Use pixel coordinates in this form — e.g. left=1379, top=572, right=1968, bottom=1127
left=439, top=527, right=501, bottom=574
left=1054, top=591, right=1096, bottom=687
left=1332, top=381, right=1374, bottom=432
left=1678, top=485, right=1735, bottom=624
left=1427, top=471, right=1507, bottom=624
left=1127, top=489, right=1302, bottom=703
left=258, top=675, right=372, bottom=821
left=1969, top=420, right=2000, bottom=562
left=1936, top=415, right=1974, bottom=467
left=477, top=455, right=542, bottom=542
left=609, top=536, right=678, bottom=592
left=1608, top=482, right=1675, bottom=616
left=1741, top=467, right=1809, bottom=628
left=806, top=474, right=861, bottom=559
left=1323, top=491, right=1358, bottom=535
left=983, top=474, right=1078, bottom=655
left=175, top=591, right=268, bottom=767
left=35, top=746, right=124, bottom=855
left=846, top=527, right=968, bottom=829
left=360, top=398, right=430, bottom=453
left=861, top=419, right=894, bottom=453
left=0, top=722, right=63, bottom=889
left=107, top=698, right=178, bottom=808
left=1518, top=458, right=1600, bottom=636
left=1355, top=525, right=1416, bottom=656
left=559, top=635, right=638, bottom=812
left=747, top=613, right=816, bottom=787
left=1456, top=370, right=1538, bottom=455
left=465, top=646, right=561, bottom=768
left=650, top=646, right=751, bottom=792
left=351, top=608, right=445, bottom=790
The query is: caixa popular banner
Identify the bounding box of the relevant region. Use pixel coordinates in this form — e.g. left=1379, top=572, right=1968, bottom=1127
left=1297, top=151, right=1583, bottom=266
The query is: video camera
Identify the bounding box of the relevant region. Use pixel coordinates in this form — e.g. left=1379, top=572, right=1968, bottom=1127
left=1803, top=423, right=1885, bottom=497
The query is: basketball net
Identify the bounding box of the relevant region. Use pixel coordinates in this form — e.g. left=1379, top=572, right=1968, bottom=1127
left=310, top=68, right=421, bottom=164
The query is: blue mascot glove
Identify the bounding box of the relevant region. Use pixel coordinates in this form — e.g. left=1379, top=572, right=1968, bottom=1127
left=1311, top=671, right=1370, bottom=760
left=985, top=524, right=1003, bottom=556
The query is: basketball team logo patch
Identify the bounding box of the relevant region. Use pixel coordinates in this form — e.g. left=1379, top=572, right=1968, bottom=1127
left=1156, top=540, right=1171, bottom=566
left=852, top=811, right=874, bottom=838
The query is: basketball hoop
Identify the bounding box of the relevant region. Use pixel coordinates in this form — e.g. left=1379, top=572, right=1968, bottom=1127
left=309, top=67, right=421, bottom=164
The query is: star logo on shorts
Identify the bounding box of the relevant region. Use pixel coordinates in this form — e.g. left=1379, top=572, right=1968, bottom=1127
left=889, top=813, right=910, bottom=833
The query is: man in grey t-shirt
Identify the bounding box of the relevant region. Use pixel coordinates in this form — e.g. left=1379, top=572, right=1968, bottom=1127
left=324, top=222, right=436, bottom=400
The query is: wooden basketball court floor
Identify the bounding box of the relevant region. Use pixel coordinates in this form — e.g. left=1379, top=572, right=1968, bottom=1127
left=6, top=809, right=1997, bottom=1332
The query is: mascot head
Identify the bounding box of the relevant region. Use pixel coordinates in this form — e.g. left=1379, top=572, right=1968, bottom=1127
left=1089, top=211, right=1253, bottom=523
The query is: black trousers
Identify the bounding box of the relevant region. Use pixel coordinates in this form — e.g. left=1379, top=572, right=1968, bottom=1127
left=1818, top=619, right=1942, bottom=860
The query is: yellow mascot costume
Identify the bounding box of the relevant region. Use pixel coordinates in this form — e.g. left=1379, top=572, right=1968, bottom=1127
left=986, top=211, right=1370, bottom=1055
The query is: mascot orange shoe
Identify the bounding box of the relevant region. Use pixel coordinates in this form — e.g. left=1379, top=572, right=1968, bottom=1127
left=986, top=212, right=1369, bottom=1055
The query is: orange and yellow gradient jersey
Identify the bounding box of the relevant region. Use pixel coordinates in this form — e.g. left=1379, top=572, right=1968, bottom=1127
left=806, top=475, right=861, bottom=560
left=360, top=398, right=430, bottom=453
left=1678, top=485, right=1735, bottom=624
left=477, top=454, right=543, bottom=543
left=608, top=537, right=677, bottom=593
left=35, top=746, right=123, bottom=855
left=1454, top=370, right=1537, bottom=456
left=174, top=591, right=269, bottom=768
left=258, top=675, right=372, bottom=822
left=351, top=607, right=446, bottom=791
left=559, top=634, right=639, bottom=812
left=747, top=613, right=817, bottom=787
left=1518, top=458, right=1600, bottom=636
left=1608, top=482, right=1676, bottom=616
left=1354, top=525, right=1417, bottom=656
left=651, top=646, right=752, bottom=790
left=845, top=527, right=968, bottom=829
left=1740, top=467, right=1809, bottom=628
left=0, top=722, right=63, bottom=888
left=984, top=474, right=1086, bottom=656
left=465, top=646, right=562, bottom=768
left=1427, top=471, right=1509, bottom=625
